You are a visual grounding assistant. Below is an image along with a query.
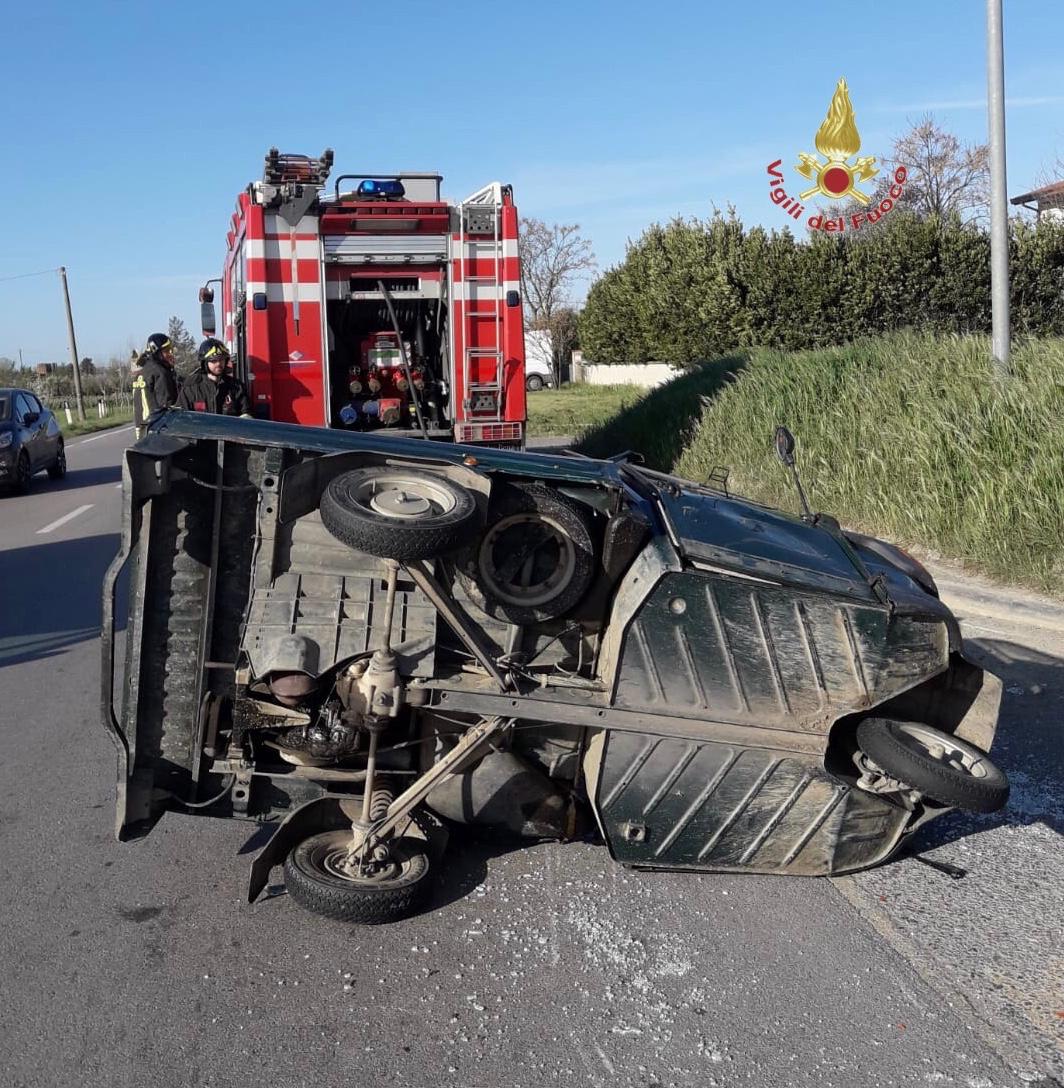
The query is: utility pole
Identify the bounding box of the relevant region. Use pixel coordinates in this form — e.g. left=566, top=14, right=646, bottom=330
left=987, top=0, right=1011, bottom=378
left=58, top=266, right=86, bottom=420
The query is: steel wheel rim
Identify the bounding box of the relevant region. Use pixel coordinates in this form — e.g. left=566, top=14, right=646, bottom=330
left=312, top=836, right=411, bottom=886
left=352, top=472, right=457, bottom=521
left=478, top=512, right=578, bottom=607
left=893, top=722, right=990, bottom=780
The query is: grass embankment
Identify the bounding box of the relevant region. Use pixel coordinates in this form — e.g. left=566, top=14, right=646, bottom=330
left=578, top=359, right=744, bottom=467
left=63, top=407, right=134, bottom=437
left=578, top=332, right=1064, bottom=595
left=526, top=363, right=743, bottom=451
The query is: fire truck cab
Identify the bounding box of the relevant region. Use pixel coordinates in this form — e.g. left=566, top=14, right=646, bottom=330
left=201, top=148, right=527, bottom=447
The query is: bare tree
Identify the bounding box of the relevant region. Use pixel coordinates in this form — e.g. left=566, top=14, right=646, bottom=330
left=816, top=117, right=989, bottom=226
left=889, top=116, right=989, bottom=221
left=519, top=218, right=595, bottom=384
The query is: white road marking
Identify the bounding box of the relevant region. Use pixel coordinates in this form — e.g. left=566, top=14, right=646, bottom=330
left=76, top=426, right=134, bottom=445
left=36, top=504, right=94, bottom=535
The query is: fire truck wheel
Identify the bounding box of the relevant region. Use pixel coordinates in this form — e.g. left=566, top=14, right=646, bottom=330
left=320, top=467, right=480, bottom=561
left=458, top=482, right=596, bottom=624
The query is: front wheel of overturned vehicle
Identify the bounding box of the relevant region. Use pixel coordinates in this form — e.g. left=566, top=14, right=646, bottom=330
left=284, top=831, right=433, bottom=924
left=320, top=467, right=480, bottom=561
left=855, top=718, right=1009, bottom=814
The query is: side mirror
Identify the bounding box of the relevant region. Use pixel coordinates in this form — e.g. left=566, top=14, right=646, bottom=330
left=23, top=411, right=40, bottom=425
left=199, top=285, right=217, bottom=336
left=774, top=425, right=796, bottom=467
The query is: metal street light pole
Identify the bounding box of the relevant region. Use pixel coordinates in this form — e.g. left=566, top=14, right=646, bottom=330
left=987, top=0, right=1011, bottom=378
left=58, top=266, right=86, bottom=421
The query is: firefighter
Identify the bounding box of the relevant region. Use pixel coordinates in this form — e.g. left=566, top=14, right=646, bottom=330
left=177, top=339, right=252, bottom=417
left=132, top=332, right=179, bottom=433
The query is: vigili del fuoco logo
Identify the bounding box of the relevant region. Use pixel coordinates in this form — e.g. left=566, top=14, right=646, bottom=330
left=767, top=78, right=906, bottom=233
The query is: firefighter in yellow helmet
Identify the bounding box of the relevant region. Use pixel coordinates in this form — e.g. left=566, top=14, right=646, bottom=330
left=132, top=333, right=178, bottom=438
left=177, top=339, right=252, bottom=417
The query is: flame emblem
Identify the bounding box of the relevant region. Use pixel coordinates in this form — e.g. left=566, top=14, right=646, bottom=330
left=795, top=79, right=878, bottom=206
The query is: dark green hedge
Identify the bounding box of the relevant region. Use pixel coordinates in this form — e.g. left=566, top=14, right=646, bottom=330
left=579, top=211, right=1064, bottom=363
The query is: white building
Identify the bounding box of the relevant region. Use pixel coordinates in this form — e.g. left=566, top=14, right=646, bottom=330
left=1011, top=181, right=1064, bottom=223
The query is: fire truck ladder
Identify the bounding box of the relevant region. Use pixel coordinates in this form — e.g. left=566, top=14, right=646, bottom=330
left=454, top=184, right=505, bottom=424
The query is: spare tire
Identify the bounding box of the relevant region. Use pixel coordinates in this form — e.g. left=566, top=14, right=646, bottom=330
left=320, top=466, right=480, bottom=561
left=856, top=718, right=1009, bottom=813
left=458, top=482, right=597, bottom=624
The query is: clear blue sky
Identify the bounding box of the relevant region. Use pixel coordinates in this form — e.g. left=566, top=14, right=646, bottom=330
left=2, top=0, right=1062, bottom=365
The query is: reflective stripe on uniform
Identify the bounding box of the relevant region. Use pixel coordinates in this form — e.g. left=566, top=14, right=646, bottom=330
left=132, top=374, right=150, bottom=421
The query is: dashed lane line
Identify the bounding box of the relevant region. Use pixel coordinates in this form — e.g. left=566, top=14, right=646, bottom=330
left=36, top=504, right=94, bottom=535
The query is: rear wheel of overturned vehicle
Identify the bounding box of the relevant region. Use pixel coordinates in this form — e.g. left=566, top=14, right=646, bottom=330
left=459, top=482, right=596, bottom=624
left=855, top=718, right=1009, bottom=813
left=284, top=829, right=433, bottom=924
left=320, top=466, right=480, bottom=561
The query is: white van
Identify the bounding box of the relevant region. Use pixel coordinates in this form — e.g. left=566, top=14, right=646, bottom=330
left=524, top=330, right=555, bottom=391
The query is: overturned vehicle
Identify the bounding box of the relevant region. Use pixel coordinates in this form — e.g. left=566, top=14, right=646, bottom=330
left=102, top=414, right=1008, bottom=923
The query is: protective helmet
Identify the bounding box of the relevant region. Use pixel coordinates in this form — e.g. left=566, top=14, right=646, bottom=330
left=145, top=333, right=173, bottom=357
left=198, top=338, right=231, bottom=368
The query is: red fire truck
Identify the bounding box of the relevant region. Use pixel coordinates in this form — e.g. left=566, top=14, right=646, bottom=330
left=199, top=148, right=527, bottom=447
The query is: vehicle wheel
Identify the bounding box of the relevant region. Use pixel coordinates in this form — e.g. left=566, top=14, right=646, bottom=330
left=855, top=718, right=1009, bottom=813
left=320, top=467, right=480, bottom=561
left=526, top=374, right=545, bottom=392
left=459, top=482, right=596, bottom=624
left=48, top=441, right=66, bottom=480
left=14, top=451, right=32, bottom=493
left=284, top=830, right=433, bottom=924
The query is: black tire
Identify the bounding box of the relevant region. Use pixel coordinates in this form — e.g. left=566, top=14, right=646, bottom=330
left=526, top=374, right=545, bottom=392
left=458, top=482, right=597, bottom=624
left=48, top=440, right=66, bottom=480
left=856, top=718, right=1009, bottom=813
left=320, top=467, right=480, bottom=561
left=14, top=451, right=32, bottom=493
left=284, top=830, right=433, bottom=924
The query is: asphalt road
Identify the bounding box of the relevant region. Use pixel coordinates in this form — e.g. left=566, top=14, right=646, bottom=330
left=0, top=425, right=1058, bottom=1088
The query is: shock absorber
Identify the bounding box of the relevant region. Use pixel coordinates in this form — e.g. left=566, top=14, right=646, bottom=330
left=357, top=558, right=401, bottom=825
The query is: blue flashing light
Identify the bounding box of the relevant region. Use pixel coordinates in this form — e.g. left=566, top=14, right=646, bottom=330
left=357, top=178, right=406, bottom=198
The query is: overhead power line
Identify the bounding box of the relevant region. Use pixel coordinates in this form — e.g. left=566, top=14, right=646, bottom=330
left=0, top=268, right=60, bottom=284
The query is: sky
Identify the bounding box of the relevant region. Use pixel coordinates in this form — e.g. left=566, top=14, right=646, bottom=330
left=2, top=0, right=1063, bottom=365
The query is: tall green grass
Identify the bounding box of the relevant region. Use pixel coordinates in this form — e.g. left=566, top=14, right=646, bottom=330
left=672, top=332, right=1064, bottom=593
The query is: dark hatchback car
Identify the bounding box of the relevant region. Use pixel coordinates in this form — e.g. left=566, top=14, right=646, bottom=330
left=0, top=388, right=66, bottom=492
